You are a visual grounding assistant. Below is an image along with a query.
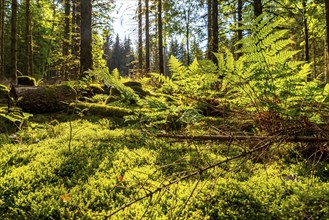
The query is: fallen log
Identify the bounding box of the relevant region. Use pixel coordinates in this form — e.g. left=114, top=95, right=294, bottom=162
left=9, top=85, right=77, bottom=114
left=155, top=133, right=329, bottom=143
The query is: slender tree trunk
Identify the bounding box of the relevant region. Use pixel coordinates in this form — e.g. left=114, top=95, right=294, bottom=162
left=10, top=0, right=18, bottom=84
left=211, top=0, right=218, bottom=65
left=44, top=2, right=56, bottom=79
left=72, top=0, right=80, bottom=57
left=158, top=0, right=164, bottom=74
left=0, top=0, right=4, bottom=80
left=25, top=0, right=33, bottom=77
left=138, top=0, right=143, bottom=71
left=324, top=0, right=329, bottom=82
left=185, top=8, right=190, bottom=65
left=207, top=0, right=212, bottom=60
left=236, top=0, right=243, bottom=58
left=303, top=0, right=309, bottom=63
left=253, top=0, right=262, bottom=17
left=80, top=0, right=93, bottom=77
left=145, top=0, right=150, bottom=72
left=72, top=0, right=80, bottom=78
left=63, top=0, right=71, bottom=79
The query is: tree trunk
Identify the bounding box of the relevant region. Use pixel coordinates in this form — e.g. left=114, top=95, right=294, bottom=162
left=72, top=0, right=80, bottom=79
left=63, top=0, right=71, bottom=80
left=145, top=0, right=150, bottom=72
left=207, top=0, right=212, bottom=60
left=158, top=0, right=164, bottom=74
left=303, top=0, right=309, bottom=63
left=25, top=0, right=33, bottom=77
left=236, top=0, right=243, bottom=58
left=324, top=0, right=329, bottom=82
left=211, top=0, right=218, bottom=65
left=43, top=3, right=56, bottom=80
left=185, top=8, right=191, bottom=65
left=10, top=0, right=18, bottom=84
left=253, top=0, right=262, bottom=17
left=80, top=0, right=93, bottom=77
left=138, top=0, right=143, bottom=71
left=0, top=0, right=4, bottom=80
left=9, top=85, right=77, bottom=113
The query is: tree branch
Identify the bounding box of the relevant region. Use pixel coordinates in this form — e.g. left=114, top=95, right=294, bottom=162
left=155, top=133, right=329, bottom=143
left=96, top=139, right=275, bottom=218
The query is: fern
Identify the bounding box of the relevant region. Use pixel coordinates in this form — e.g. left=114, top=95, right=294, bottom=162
left=91, top=68, right=140, bottom=102
left=152, top=56, right=219, bottom=97
left=220, top=13, right=318, bottom=117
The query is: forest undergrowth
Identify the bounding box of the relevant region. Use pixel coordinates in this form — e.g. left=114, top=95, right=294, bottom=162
left=1, top=14, right=329, bottom=219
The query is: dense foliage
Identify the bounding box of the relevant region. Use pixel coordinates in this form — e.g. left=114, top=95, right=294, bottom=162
left=0, top=0, right=329, bottom=218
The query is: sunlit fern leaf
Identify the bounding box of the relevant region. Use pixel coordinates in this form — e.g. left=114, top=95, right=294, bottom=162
left=188, top=58, right=199, bottom=74
left=93, top=68, right=140, bottom=102
left=112, top=68, right=120, bottom=80
left=168, top=55, right=187, bottom=80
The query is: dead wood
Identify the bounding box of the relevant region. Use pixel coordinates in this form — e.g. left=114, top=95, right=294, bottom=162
left=155, top=133, right=329, bottom=143
left=9, top=84, right=77, bottom=113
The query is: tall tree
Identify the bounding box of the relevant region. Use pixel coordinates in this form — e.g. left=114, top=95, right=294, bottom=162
left=185, top=7, right=191, bottom=65
left=325, top=0, right=329, bottom=82
left=211, top=0, right=218, bottom=65
left=0, top=0, right=4, bottom=79
left=207, top=0, right=212, bottom=60
left=158, top=0, right=164, bottom=74
left=145, top=0, right=150, bottom=72
left=72, top=0, right=80, bottom=58
left=138, top=0, right=143, bottom=71
left=236, top=0, right=243, bottom=58
left=10, top=0, right=18, bottom=83
left=253, top=0, right=262, bottom=17
left=80, top=0, right=93, bottom=77
left=25, top=0, right=33, bottom=76
left=302, top=0, right=309, bottom=63
left=63, top=0, right=71, bottom=79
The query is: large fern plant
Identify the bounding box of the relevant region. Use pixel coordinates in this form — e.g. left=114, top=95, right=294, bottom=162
left=151, top=56, right=219, bottom=97
left=220, top=14, right=324, bottom=119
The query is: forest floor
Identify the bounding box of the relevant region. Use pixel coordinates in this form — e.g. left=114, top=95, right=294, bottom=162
left=1, top=79, right=329, bottom=219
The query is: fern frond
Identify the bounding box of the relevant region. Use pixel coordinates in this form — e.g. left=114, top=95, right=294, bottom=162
left=168, top=55, right=187, bottom=80
left=93, top=68, right=140, bottom=102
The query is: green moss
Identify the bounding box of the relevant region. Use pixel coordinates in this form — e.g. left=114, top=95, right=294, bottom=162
left=70, top=102, right=133, bottom=118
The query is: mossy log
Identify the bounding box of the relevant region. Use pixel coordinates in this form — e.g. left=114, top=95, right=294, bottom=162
left=69, top=102, right=133, bottom=118
left=9, top=85, right=77, bottom=113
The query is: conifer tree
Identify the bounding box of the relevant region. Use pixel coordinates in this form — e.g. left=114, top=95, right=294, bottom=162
left=80, top=0, right=93, bottom=77
left=10, top=0, right=18, bottom=83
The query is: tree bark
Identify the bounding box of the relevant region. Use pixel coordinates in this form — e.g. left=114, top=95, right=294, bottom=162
left=63, top=0, right=71, bottom=80
left=0, top=0, right=4, bottom=80
left=185, top=8, right=191, bottom=65
left=236, top=0, right=243, bottom=58
left=80, top=0, right=93, bottom=77
left=138, top=0, right=143, bottom=71
left=10, top=0, right=18, bottom=84
left=211, top=0, right=218, bottom=65
left=253, top=0, right=262, bottom=17
left=145, top=0, right=150, bottom=72
left=25, top=0, right=33, bottom=77
left=303, top=0, right=309, bottom=63
left=324, top=0, right=329, bottom=82
left=206, top=0, right=212, bottom=60
left=9, top=85, right=77, bottom=113
left=72, top=0, right=80, bottom=79
left=157, top=0, right=164, bottom=74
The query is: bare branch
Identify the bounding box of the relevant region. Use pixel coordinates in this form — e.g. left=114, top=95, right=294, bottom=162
left=155, top=133, right=329, bottom=143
